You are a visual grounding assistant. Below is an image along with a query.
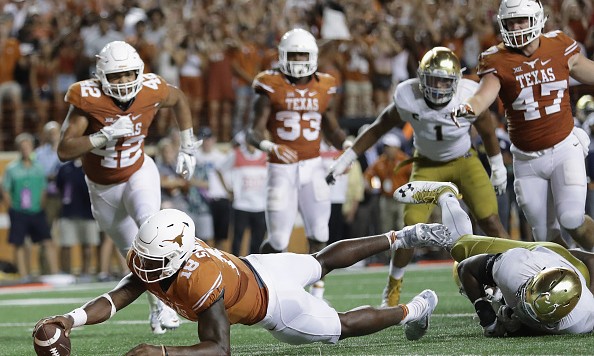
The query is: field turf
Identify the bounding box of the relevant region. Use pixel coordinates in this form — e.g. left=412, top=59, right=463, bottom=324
left=2, top=263, right=592, bottom=355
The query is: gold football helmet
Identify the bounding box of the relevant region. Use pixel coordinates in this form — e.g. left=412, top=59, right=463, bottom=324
left=576, top=95, right=594, bottom=124
left=517, top=267, right=581, bottom=324
left=417, top=47, right=461, bottom=105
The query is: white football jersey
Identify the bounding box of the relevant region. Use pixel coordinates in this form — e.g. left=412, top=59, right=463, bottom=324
left=393, top=78, right=478, bottom=161
left=492, top=247, right=594, bottom=334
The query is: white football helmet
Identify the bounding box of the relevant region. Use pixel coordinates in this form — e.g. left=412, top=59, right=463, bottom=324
left=417, top=47, right=461, bottom=105
left=132, top=209, right=196, bottom=283
left=497, top=0, right=547, bottom=48
left=95, top=41, right=145, bottom=102
left=278, top=28, right=318, bottom=78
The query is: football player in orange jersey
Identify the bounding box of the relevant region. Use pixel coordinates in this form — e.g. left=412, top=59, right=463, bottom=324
left=34, top=209, right=446, bottom=354
left=451, top=0, right=594, bottom=251
left=57, top=41, right=200, bottom=334
left=246, top=29, right=349, bottom=299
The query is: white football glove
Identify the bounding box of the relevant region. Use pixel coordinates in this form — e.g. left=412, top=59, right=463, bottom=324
left=176, top=140, right=201, bottom=180
left=325, top=147, right=357, bottom=184
left=450, top=103, right=476, bottom=128
left=100, top=116, right=134, bottom=141
left=259, top=140, right=298, bottom=164
left=487, top=153, right=507, bottom=195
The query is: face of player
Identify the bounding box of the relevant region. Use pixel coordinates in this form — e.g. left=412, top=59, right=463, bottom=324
left=505, top=17, right=531, bottom=45
left=427, top=75, right=454, bottom=90
left=106, top=70, right=137, bottom=84
left=287, top=52, right=309, bottom=62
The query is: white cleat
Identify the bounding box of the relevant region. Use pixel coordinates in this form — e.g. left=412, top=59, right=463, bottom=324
left=393, top=181, right=460, bottom=205
left=404, top=289, right=438, bottom=341
left=150, top=304, right=180, bottom=334
left=396, top=223, right=452, bottom=249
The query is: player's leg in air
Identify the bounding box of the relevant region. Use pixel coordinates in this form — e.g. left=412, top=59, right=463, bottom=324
left=381, top=180, right=469, bottom=306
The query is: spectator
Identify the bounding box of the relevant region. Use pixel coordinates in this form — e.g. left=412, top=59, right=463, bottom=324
left=195, top=126, right=231, bottom=250
left=55, top=158, right=100, bottom=280
left=2, top=133, right=59, bottom=282
left=230, top=25, right=262, bottom=136
left=0, top=13, right=23, bottom=148
left=219, top=132, right=268, bottom=256
left=363, top=133, right=412, bottom=233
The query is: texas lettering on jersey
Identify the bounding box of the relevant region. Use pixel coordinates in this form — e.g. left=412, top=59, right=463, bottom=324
left=477, top=31, right=580, bottom=151
left=65, top=73, right=169, bottom=184
left=127, top=239, right=268, bottom=325
left=253, top=70, right=336, bottom=163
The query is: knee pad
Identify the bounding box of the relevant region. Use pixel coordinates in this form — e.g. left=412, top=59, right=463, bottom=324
left=559, top=211, right=585, bottom=230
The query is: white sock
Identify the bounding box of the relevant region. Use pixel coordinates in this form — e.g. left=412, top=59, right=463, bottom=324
left=146, top=292, right=161, bottom=312
left=438, top=193, right=473, bottom=239
left=398, top=295, right=427, bottom=325
left=309, top=281, right=325, bottom=299
left=389, top=264, right=406, bottom=280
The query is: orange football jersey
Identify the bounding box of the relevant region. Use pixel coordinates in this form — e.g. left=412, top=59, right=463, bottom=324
left=65, top=73, right=170, bottom=184
left=477, top=31, right=580, bottom=151
left=127, top=239, right=268, bottom=325
left=253, top=70, right=337, bottom=163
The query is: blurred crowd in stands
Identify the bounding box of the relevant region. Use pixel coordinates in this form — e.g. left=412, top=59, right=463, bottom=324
left=0, top=0, right=594, bottom=282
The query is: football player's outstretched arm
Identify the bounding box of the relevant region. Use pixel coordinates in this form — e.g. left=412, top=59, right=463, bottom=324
left=57, top=106, right=93, bottom=161
left=352, top=103, right=401, bottom=155
left=568, top=52, right=594, bottom=85
left=126, top=295, right=231, bottom=356
left=325, top=103, right=400, bottom=184
left=33, top=273, right=146, bottom=337
left=453, top=73, right=501, bottom=121
left=161, top=85, right=194, bottom=132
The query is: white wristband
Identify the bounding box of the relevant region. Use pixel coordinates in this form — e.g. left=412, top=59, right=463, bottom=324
left=259, top=140, right=275, bottom=153
left=89, top=131, right=108, bottom=148
left=180, top=128, right=194, bottom=148
left=66, top=308, right=88, bottom=328
left=101, top=293, right=117, bottom=318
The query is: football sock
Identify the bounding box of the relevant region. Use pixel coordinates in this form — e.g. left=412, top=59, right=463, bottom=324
left=438, top=193, right=473, bottom=240
left=398, top=295, right=427, bottom=325
left=309, top=280, right=325, bottom=299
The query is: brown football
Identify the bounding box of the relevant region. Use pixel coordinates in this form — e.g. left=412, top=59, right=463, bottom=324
left=33, top=323, right=71, bottom=356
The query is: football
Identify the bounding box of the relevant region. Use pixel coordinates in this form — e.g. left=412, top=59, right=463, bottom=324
left=33, top=323, right=71, bottom=356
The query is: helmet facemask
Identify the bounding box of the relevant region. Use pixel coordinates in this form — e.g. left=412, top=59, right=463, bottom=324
left=498, top=0, right=547, bottom=48
left=95, top=41, right=145, bottom=102
left=132, top=209, right=196, bottom=283
left=516, top=267, right=581, bottom=325
left=417, top=47, right=461, bottom=105
left=278, top=29, right=318, bottom=78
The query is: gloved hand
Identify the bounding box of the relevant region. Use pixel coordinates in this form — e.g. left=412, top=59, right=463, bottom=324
left=450, top=103, right=476, bottom=128
left=496, top=305, right=521, bottom=333
left=488, top=153, right=507, bottom=195
left=259, top=140, right=298, bottom=163
left=483, top=319, right=506, bottom=337
left=100, top=115, right=134, bottom=141
left=271, top=144, right=298, bottom=164
left=326, top=147, right=357, bottom=184
left=176, top=139, right=202, bottom=180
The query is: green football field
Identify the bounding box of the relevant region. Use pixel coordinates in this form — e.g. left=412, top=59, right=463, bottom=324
left=2, top=263, right=592, bottom=355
